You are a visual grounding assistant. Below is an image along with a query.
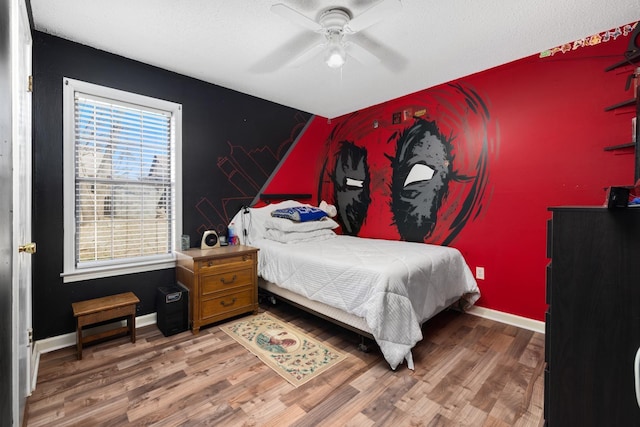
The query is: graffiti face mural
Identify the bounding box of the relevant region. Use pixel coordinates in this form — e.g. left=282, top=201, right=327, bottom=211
left=331, top=141, right=371, bottom=235
left=319, top=83, right=494, bottom=245
left=391, top=119, right=454, bottom=242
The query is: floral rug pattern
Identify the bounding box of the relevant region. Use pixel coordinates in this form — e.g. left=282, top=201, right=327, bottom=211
left=220, top=312, right=348, bottom=387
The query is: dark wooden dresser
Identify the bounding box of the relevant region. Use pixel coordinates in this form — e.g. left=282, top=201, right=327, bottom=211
left=545, top=206, right=640, bottom=426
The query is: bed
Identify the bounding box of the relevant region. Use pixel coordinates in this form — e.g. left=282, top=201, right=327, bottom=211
left=229, top=200, right=480, bottom=370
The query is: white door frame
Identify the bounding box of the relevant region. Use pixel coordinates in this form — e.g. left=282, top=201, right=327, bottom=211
left=11, top=0, right=33, bottom=425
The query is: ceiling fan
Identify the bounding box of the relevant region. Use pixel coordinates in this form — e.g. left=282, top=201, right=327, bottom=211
left=270, top=0, right=402, bottom=69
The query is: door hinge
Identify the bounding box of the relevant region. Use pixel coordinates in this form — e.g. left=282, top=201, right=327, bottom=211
left=27, top=75, right=33, bottom=93
left=27, top=328, right=33, bottom=345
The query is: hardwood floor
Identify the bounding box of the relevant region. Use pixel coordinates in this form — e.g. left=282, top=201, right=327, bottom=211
left=26, top=302, right=545, bottom=426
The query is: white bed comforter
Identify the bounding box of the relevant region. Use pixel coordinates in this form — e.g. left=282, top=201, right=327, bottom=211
left=254, top=235, right=480, bottom=370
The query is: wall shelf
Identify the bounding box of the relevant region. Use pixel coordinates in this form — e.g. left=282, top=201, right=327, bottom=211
left=603, top=142, right=636, bottom=151
left=604, top=49, right=640, bottom=180
left=604, top=98, right=635, bottom=111
left=604, top=51, right=640, bottom=72
left=601, top=24, right=640, bottom=180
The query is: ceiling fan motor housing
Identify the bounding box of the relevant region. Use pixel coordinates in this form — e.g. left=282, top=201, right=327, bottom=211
left=320, top=8, right=351, bottom=34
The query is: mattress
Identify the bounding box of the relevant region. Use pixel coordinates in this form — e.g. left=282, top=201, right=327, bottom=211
left=253, top=235, right=480, bottom=370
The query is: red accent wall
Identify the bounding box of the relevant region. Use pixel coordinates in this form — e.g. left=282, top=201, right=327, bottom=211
left=265, top=25, right=637, bottom=321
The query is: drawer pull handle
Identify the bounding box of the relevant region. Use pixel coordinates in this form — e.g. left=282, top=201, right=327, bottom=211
left=220, top=275, right=237, bottom=285
left=220, top=298, right=237, bottom=307
left=207, top=261, right=213, bottom=267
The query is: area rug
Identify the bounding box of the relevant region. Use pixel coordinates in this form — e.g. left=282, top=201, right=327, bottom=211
left=220, top=312, right=348, bottom=387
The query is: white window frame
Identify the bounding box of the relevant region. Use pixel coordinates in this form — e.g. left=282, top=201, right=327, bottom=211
left=62, top=77, right=182, bottom=283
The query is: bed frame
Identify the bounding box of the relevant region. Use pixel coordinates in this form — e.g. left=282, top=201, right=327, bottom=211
left=258, top=279, right=376, bottom=350
left=258, top=278, right=475, bottom=355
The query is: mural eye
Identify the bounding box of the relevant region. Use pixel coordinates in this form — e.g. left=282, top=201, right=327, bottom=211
left=346, top=177, right=364, bottom=188
left=403, top=163, right=435, bottom=187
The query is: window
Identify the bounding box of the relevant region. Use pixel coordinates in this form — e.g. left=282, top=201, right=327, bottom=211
left=62, top=78, right=182, bottom=282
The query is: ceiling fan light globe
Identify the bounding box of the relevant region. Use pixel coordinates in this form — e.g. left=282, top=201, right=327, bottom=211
left=325, top=45, right=346, bottom=68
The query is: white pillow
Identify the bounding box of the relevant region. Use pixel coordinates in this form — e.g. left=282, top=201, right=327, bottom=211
left=264, top=228, right=336, bottom=243
left=264, top=216, right=340, bottom=232
left=228, top=200, right=308, bottom=245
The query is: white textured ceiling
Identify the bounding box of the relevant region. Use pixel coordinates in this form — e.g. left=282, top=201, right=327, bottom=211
left=30, top=0, right=640, bottom=118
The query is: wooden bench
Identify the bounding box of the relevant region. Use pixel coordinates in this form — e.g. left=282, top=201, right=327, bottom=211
left=71, top=292, right=140, bottom=360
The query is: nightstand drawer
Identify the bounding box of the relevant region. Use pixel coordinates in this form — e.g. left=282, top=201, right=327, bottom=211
left=201, top=287, right=253, bottom=319
left=198, top=253, right=255, bottom=271
left=201, top=268, right=253, bottom=295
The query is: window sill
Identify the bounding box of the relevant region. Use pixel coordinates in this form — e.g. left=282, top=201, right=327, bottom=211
left=61, top=258, right=177, bottom=283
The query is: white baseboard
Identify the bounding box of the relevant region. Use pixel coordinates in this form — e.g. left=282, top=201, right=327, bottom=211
left=31, top=307, right=544, bottom=386
left=33, top=312, right=157, bottom=356
left=31, top=313, right=157, bottom=392
left=33, top=309, right=544, bottom=354
left=467, top=306, right=545, bottom=334
left=29, top=347, right=40, bottom=394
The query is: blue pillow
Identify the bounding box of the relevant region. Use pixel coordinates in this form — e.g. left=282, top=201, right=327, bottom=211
left=271, top=206, right=328, bottom=222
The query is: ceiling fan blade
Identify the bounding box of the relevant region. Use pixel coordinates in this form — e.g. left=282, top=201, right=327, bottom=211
left=346, top=0, right=402, bottom=33
left=249, top=32, right=324, bottom=73
left=348, top=33, right=408, bottom=72
left=271, top=3, right=323, bottom=32
left=345, top=41, right=380, bottom=66
left=288, top=42, right=327, bottom=67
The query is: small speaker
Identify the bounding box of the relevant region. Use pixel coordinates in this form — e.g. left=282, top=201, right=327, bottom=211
left=201, top=230, right=220, bottom=249
left=606, top=186, right=630, bottom=209
left=156, top=285, right=189, bottom=336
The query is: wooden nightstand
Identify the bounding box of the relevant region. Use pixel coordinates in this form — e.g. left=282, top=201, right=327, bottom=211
left=175, top=245, right=259, bottom=334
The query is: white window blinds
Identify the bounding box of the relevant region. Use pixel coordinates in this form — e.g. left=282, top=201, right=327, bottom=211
left=73, top=93, right=175, bottom=266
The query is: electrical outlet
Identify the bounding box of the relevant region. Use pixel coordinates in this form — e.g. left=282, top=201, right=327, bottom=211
left=475, top=266, right=485, bottom=280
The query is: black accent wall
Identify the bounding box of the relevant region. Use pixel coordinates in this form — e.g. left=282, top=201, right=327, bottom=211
left=32, top=32, right=311, bottom=339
